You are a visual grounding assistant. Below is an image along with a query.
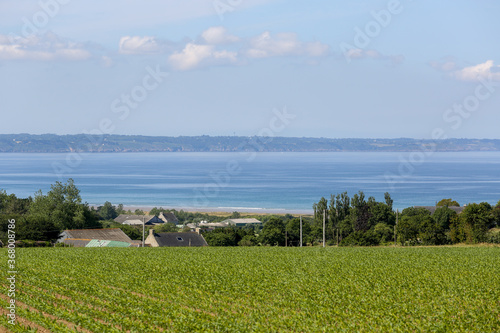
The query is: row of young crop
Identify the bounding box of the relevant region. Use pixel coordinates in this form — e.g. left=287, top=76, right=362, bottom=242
left=2, top=247, right=500, bottom=332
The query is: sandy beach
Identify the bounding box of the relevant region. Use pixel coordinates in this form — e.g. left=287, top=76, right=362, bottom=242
left=96, top=205, right=314, bottom=216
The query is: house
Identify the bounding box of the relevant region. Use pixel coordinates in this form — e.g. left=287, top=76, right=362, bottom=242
left=221, top=218, right=262, bottom=227
left=158, top=212, right=179, bottom=225
left=414, top=206, right=465, bottom=214
left=114, top=212, right=178, bottom=226
left=58, top=228, right=136, bottom=247
left=145, top=229, right=208, bottom=247
left=186, top=221, right=229, bottom=232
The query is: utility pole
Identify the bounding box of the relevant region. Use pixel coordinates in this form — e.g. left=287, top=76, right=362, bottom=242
left=394, top=209, right=398, bottom=247
left=300, top=216, right=303, bottom=247
left=285, top=229, right=288, bottom=247
left=323, top=210, right=326, bottom=248
left=142, top=216, right=145, bottom=248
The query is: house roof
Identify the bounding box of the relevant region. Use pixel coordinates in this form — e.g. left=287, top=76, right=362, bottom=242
left=63, top=228, right=133, bottom=243
left=62, top=239, right=91, bottom=247
left=86, top=240, right=132, bottom=247
left=188, top=222, right=229, bottom=229
left=114, top=214, right=155, bottom=224
left=158, top=212, right=179, bottom=223
left=223, top=218, right=262, bottom=225
left=153, top=232, right=208, bottom=247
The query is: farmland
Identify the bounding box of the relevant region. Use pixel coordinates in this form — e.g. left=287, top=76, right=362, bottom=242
left=1, top=247, right=499, bottom=332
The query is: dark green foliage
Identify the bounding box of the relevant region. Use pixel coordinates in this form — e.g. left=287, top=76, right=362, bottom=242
left=373, top=223, right=393, bottom=243
left=259, top=217, right=286, bottom=246
left=0, top=190, right=32, bottom=215
left=485, top=229, right=500, bottom=244
left=433, top=206, right=457, bottom=229
left=340, top=230, right=379, bottom=246
left=450, top=203, right=493, bottom=244
left=97, top=201, right=118, bottom=220
left=384, top=192, right=393, bottom=210
left=437, top=198, right=460, bottom=207
left=203, top=228, right=238, bottom=246
left=16, top=215, right=60, bottom=242
left=396, top=208, right=446, bottom=245
left=28, top=179, right=99, bottom=231
left=285, top=218, right=312, bottom=246
left=230, top=211, right=241, bottom=219
left=155, top=223, right=178, bottom=233
left=14, top=240, right=52, bottom=247
left=202, top=227, right=255, bottom=247
left=120, top=225, right=142, bottom=240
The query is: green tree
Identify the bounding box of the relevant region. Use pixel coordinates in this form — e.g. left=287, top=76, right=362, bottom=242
left=155, top=223, right=178, bottom=233
left=203, top=229, right=237, bottom=246
left=285, top=218, right=312, bottom=246
left=230, top=211, right=241, bottom=219
left=116, top=204, right=125, bottom=215
left=28, top=179, right=99, bottom=231
left=384, top=192, right=393, bottom=210
left=335, top=192, right=350, bottom=221
left=373, top=223, right=393, bottom=243
left=0, top=191, right=32, bottom=215
left=433, top=206, right=457, bottom=230
left=368, top=202, right=395, bottom=227
left=16, top=215, right=60, bottom=242
left=259, top=217, right=285, bottom=246
left=452, top=203, right=493, bottom=243
left=437, top=198, right=460, bottom=207
left=418, top=215, right=446, bottom=245
left=98, top=201, right=118, bottom=220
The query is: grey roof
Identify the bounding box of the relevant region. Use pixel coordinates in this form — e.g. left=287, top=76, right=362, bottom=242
left=197, top=222, right=229, bottom=228
left=158, top=212, right=179, bottom=224
left=63, top=229, right=133, bottom=243
left=223, top=218, right=262, bottom=225
left=115, top=214, right=168, bottom=225
left=414, top=206, right=465, bottom=214
left=114, top=214, right=156, bottom=224
left=153, top=232, right=208, bottom=247
left=62, top=239, right=91, bottom=247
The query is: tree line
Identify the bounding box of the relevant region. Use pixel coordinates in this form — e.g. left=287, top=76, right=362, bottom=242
left=202, top=193, right=500, bottom=246
left=1, top=180, right=499, bottom=246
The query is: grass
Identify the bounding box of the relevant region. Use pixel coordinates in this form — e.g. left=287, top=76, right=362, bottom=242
left=1, top=247, right=499, bottom=332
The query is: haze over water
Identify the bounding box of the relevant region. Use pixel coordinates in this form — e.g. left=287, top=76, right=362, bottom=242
left=1, top=152, right=499, bottom=212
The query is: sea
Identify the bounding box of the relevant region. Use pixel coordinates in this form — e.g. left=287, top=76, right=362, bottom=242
left=1, top=152, right=499, bottom=213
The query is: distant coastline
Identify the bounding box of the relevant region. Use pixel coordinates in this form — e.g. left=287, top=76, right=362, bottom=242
left=1, top=134, right=500, bottom=153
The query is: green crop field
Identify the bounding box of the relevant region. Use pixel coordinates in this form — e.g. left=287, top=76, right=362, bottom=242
left=1, top=247, right=499, bottom=332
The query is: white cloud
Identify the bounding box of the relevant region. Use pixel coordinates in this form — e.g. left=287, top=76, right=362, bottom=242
left=201, top=27, right=239, bottom=45
left=119, top=36, right=162, bottom=54
left=452, top=60, right=500, bottom=81
left=0, top=33, right=92, bottom=61
left=245, top=32, right=329, bottom=58
left=168, top=43, right=237, bottom=71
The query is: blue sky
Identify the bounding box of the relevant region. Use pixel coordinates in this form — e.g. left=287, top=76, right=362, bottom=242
left=1, top=0, right=499, bottom=138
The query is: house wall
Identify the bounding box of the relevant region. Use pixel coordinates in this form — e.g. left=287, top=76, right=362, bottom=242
left=145, top=230, right=159, bottom=247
